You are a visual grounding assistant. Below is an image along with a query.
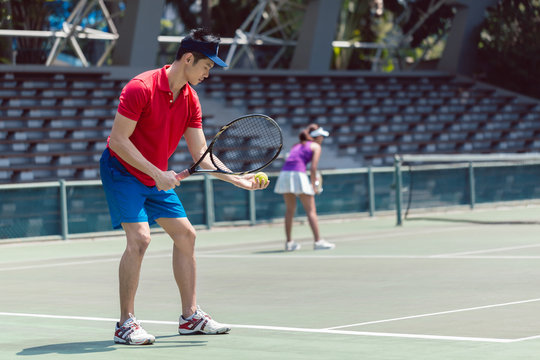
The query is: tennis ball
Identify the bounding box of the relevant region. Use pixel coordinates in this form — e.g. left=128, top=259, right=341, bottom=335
left=254, top=172, right=269, bottom=185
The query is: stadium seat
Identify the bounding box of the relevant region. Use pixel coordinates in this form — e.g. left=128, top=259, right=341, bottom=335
left=2, top=69, right=540, bottom=183
left=200, top=72, right=540, bottom=167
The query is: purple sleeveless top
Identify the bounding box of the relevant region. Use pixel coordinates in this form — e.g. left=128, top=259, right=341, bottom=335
left=281, top=141, right=313, bottom=172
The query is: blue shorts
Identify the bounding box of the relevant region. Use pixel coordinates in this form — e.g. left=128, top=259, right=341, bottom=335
left=100, top=148, right=187, bottom=229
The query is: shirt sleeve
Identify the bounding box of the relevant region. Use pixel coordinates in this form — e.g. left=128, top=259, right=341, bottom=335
left=187, top=87, right=203, bottom=129
left=117, top=79, right=149, bottom=121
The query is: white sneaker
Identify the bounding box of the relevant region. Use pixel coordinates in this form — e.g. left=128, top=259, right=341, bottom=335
left=114, top=314, right=155, bottom=345
left=286, top=241, right=301, bottom=251
left=314, top=239, right=335, bottom=250
left=178, top=306, right=231, bottom=335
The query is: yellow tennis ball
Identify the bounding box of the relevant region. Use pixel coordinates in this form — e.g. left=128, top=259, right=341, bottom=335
left=254, top=172, right=269, bottom=185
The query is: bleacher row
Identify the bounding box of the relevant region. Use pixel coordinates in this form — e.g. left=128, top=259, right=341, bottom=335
left=0, top=70, right=224, bottom=183
left=0, top=71, right=118, bottom=182
left=1, top=69, right=540, bottom=183
left=200, top=72, right=540, bottom=165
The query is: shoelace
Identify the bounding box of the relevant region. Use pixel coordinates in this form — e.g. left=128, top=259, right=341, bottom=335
left=125, top=314, right=146, bottom=334
left=195, top=306, right=211, bottom=319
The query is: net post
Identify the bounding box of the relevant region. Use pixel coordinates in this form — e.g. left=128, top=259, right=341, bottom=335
left=394, top=155, right=403, bottom=226
left=368, top=166, right=375, bottom=217
left=59, top=179, right=69, bottom=240
left=204, top=175, right=215, bottom=229
left=249, top=188, right=256, bottom=225
left=468, top=161, right=476, bottom=209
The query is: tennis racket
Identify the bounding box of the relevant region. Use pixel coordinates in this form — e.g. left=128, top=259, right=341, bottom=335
left=176, top=114, right=283, bottom=180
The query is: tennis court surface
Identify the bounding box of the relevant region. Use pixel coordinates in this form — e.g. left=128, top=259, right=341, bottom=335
left=3, top=206, right=540, bottom=359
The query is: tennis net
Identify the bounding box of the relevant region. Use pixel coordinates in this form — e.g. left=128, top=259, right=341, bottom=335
left=393, top=153, right=540, bottom=225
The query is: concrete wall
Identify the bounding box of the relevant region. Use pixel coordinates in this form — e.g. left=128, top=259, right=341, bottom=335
left=290, top=0, right=343, bottom=72
left=438, top=0, right=499, bottom=75
left=112, top=0, right=165, bottom=68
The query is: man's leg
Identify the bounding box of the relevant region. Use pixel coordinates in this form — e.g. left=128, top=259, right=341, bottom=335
left=156, top=217, right=197, bottom=318
left=157, top=217, right=231, bottom=335
left=119, top=222, right=152, bottom=324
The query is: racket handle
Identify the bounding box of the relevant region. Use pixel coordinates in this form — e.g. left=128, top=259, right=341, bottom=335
left=176, top=169, right=191, bottom=181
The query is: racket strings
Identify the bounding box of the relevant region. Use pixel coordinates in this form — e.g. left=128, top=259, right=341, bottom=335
left=211, top=115, right=282, bottom=173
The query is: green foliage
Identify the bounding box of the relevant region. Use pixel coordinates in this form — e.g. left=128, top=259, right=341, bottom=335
left=0, top=0, right=12, bottom=64
left=334, top=0, right=457, bottom=70
left=1, top=0, right=63, bottom=64
left=387, top=0, right=455, bottom=48
left=163, top=0, right=304, bottom=67
left=164, top=0, right=256, bottom=36
left=333, top=0, right=376, bottom=70
left=476, top=0, right=540, bottom=98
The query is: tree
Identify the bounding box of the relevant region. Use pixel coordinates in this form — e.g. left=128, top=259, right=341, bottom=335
left=7, top=0, right=62, bottom=64
left=0, top=0, right=12, bottom=64
left=476, top=0, right=540, bottom=99
left=164, top=0, right=254, bottom=36
left=333, top=0, right=378, bottom=70
left=163, top=0, right=303, bottom=68
left=333, top=0, right=457, bottom=71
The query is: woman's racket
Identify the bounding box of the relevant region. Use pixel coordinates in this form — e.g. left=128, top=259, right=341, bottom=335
left=176, top=114, right=283, bottom=180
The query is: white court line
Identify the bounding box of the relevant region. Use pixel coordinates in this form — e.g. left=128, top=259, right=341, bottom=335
left=325, top=298, right=540, bottom=331
left=0, top=311, right=514, bottom=343
left=0, top=227, right=473, bottom=271
left=199, top=254, right=434, bottom=259
left=6, top=253, right=540, bottom=272
left=513, top=334, right=540, bottom=342
left=198, top=226, right=476, bottom=255
left=200, top=254, right=540, bottom=259
left=0, top=224, right=537, bottom=271
left=431, top=243, right=540, bottom=258
left=5, top=253, right=540, bottom=272
left=0, top=257, right=121, bottom=272
left=442, top=255, right=540, bottom=259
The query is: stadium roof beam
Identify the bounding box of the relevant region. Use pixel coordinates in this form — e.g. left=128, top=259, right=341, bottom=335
left=46, top=0, right=119, bottom=67
left=112, top=0, right=164, bottom=67
left=0, top=0, right=119, bottom=67
left=0, top=29, right=118, bottom=41
left=223, top=0, right=307, bottom=70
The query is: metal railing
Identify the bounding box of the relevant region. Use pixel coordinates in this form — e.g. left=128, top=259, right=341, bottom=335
left=0, top=168, right=393, bottom=242
left=4, top=159, right=540, bottom=241
left=393, top=155, right=540, bottom=225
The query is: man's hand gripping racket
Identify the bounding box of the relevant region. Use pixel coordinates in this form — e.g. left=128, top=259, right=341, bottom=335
left=175, top=114, right=283, bottom=187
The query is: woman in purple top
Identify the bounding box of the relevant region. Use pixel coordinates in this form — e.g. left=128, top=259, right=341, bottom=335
left=274, top=124, right=336, bottom=251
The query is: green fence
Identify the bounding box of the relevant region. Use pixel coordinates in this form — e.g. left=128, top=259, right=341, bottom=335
left=4, top=161, right=540, bottom=241
left=0, top=168, right=395, bottom=241
left=394, top=160, right=540, bottom=225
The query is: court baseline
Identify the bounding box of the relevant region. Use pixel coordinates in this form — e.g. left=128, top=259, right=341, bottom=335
left=2, top=296, right=540, bottom=344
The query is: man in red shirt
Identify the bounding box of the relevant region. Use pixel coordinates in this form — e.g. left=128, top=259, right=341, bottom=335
left=100, top=28, right=267, bottom=345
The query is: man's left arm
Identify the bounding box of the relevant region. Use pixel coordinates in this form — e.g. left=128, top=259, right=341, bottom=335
left=182, top=127, right=268, bottom=190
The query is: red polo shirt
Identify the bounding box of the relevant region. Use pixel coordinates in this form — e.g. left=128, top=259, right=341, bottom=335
left=108, top=65, right=202, bottom=186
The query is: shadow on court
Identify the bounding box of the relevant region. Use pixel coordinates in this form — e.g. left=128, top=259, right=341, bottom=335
left=405, top=217, right=540, bottom=225
left=17, top=339, right=207, bottom=356
left=253, top=249, right=286, bottom=254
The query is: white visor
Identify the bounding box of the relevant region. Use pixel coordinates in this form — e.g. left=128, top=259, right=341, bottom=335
left=310, top=127, right=330, bottom=137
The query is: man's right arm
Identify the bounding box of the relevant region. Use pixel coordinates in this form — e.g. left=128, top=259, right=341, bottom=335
left=108, top=112, right=180, bottom=191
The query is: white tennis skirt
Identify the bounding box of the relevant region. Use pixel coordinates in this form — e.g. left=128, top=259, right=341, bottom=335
left=273, top=171, right=315, bottom=195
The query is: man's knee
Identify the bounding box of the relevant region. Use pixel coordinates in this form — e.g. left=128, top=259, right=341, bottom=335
left=126, top=229, right=152, bottom=256
left=170, top=226, right=196, bottom=254
left=177, top=225, right=196, bottom=246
